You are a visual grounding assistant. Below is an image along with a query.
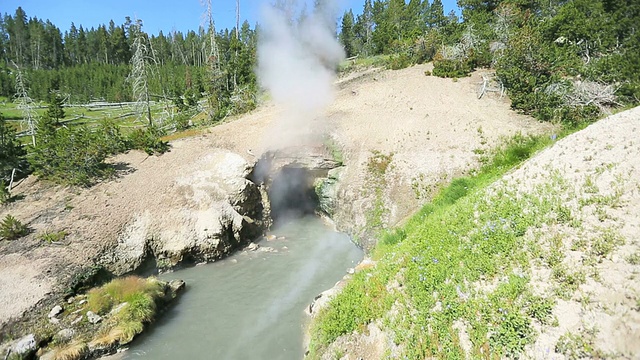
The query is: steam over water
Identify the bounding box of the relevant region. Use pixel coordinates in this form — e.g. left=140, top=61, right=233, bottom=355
left=123, top=217, right=362, bottom=359
left=257, top=0, right=345, bottom=150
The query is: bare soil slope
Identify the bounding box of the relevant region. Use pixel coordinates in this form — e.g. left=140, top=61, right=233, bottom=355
left=0, top=63, right=548, bottom=332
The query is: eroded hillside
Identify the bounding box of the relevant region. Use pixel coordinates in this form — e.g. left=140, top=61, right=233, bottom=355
left=308, top=107, right=640, bottom=359
left=0, top=64, right=548, bottom=339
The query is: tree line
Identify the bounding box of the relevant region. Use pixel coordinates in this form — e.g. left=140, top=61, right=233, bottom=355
left=0, top=7, right=258, bottom=105
left=0, top=5, right=259, bottom=191
left=339, top=0, right=639, bottom=123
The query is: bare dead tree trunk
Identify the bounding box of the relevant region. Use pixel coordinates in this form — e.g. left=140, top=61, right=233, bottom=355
left=202, top=0, right=223, bottom=120
left=130, top=20, right=153, bottom=127
left=9, top=169, right=16, bottom=191
left=12, top=61, right=37, bottom=146
left=236, top=0, right=240, bottom=40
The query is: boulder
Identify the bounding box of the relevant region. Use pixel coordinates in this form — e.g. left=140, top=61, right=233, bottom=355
left=12, top=334, right=36, bottom=357
left=48, top=305, right=63, bottom=319
left=168, top=279, right=186, bottom=293
left=86, top=311, right=102, bottom=324
left=54, top=329, right=75, bottom=343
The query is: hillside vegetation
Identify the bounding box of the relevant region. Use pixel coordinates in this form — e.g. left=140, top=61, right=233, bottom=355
left=308, top=107, right=640, bottom=359
left=339, top=0, right=639, bottom=123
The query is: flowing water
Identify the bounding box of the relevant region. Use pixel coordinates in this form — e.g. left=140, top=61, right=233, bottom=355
left=122, top=216, right=362, bottom=360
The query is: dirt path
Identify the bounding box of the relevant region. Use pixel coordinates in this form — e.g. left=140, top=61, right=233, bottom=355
left=0, top=63, right=548, bottom=333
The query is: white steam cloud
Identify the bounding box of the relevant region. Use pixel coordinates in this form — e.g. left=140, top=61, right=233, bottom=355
left=257, top=1, right=345, bottom=149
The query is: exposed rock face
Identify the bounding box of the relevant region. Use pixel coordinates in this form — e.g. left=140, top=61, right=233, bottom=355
left=314, top=166, right=345, bottom=217
left=101, top=150, right=268, bottom=275
left=252, top=146, right=341, bottom=221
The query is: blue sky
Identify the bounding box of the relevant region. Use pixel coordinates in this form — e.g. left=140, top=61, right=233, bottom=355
left=2, top=0, right=460, bottom=35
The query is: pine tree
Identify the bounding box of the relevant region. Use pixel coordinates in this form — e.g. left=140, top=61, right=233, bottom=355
left=45, top=91, right=65, bottom=124
left=340, top=10, right=356, bottom=57
left=428, top=0, right=447, bottom=29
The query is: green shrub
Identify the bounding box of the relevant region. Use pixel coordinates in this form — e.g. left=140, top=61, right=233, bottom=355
left=115, top=292, right=156, bottom=323
left=174, top=112, right=191, bottom=131
left=380, top=228, right=406, bottom=246
left=0, top=181, right=9, bottom=204
left=40, top=230, right=67, bottom=243
left=126, top=126, right=169, bottom=155
left=386, top=53, right=412, bottom=70
left=28, top=118, right=126, bottom=186
left=490, top=312, right=533, bottom=357
left=0, top=113, right=28, bottom=183
left=84, top=276, right=166, bottom=346
left=555, top=332, right=595, bottom=360
left=0, top=214, right=29, bottom=240
left=432, top=58, right=473, bottom=78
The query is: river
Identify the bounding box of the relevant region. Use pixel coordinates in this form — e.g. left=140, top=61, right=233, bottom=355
left=121, top=216, right=362, bottom=360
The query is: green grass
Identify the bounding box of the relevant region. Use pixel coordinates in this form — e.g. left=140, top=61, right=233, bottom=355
left=80, top=276, right=167, bottom=348
left=0, top=100, right=203, bottom=144
left=308, top=132, right=568, bottom=359
left=39, top=230, right=67, bottom=244
left=86, top=276, right=163, bottom=315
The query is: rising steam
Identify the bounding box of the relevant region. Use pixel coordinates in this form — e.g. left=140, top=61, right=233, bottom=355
left=257, top=1, right=345, bottom=149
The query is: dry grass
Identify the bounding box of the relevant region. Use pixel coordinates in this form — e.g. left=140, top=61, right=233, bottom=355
left=51, top=341, right=88, bottom=360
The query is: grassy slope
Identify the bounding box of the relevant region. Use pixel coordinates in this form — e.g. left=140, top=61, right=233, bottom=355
left=308, top=128, right=602, bottom=358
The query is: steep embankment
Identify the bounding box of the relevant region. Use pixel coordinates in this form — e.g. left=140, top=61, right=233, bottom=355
left=308, top=107, right=640, bottom=359
left=0, top=63, right=548, bottom=339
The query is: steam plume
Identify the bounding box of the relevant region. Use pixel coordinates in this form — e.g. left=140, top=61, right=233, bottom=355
left=257, top=0, right=345, bottom=150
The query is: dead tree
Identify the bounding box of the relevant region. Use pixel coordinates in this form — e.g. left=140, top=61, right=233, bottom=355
left=13, top=62, right=37, bottom=146
left=477, top=73, right=505, bottom=99
left=201, top=0, right=224, bottom=120
left=129, top=20, right=153, bottom=127
left=546, top=80, right=620, bottom=114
